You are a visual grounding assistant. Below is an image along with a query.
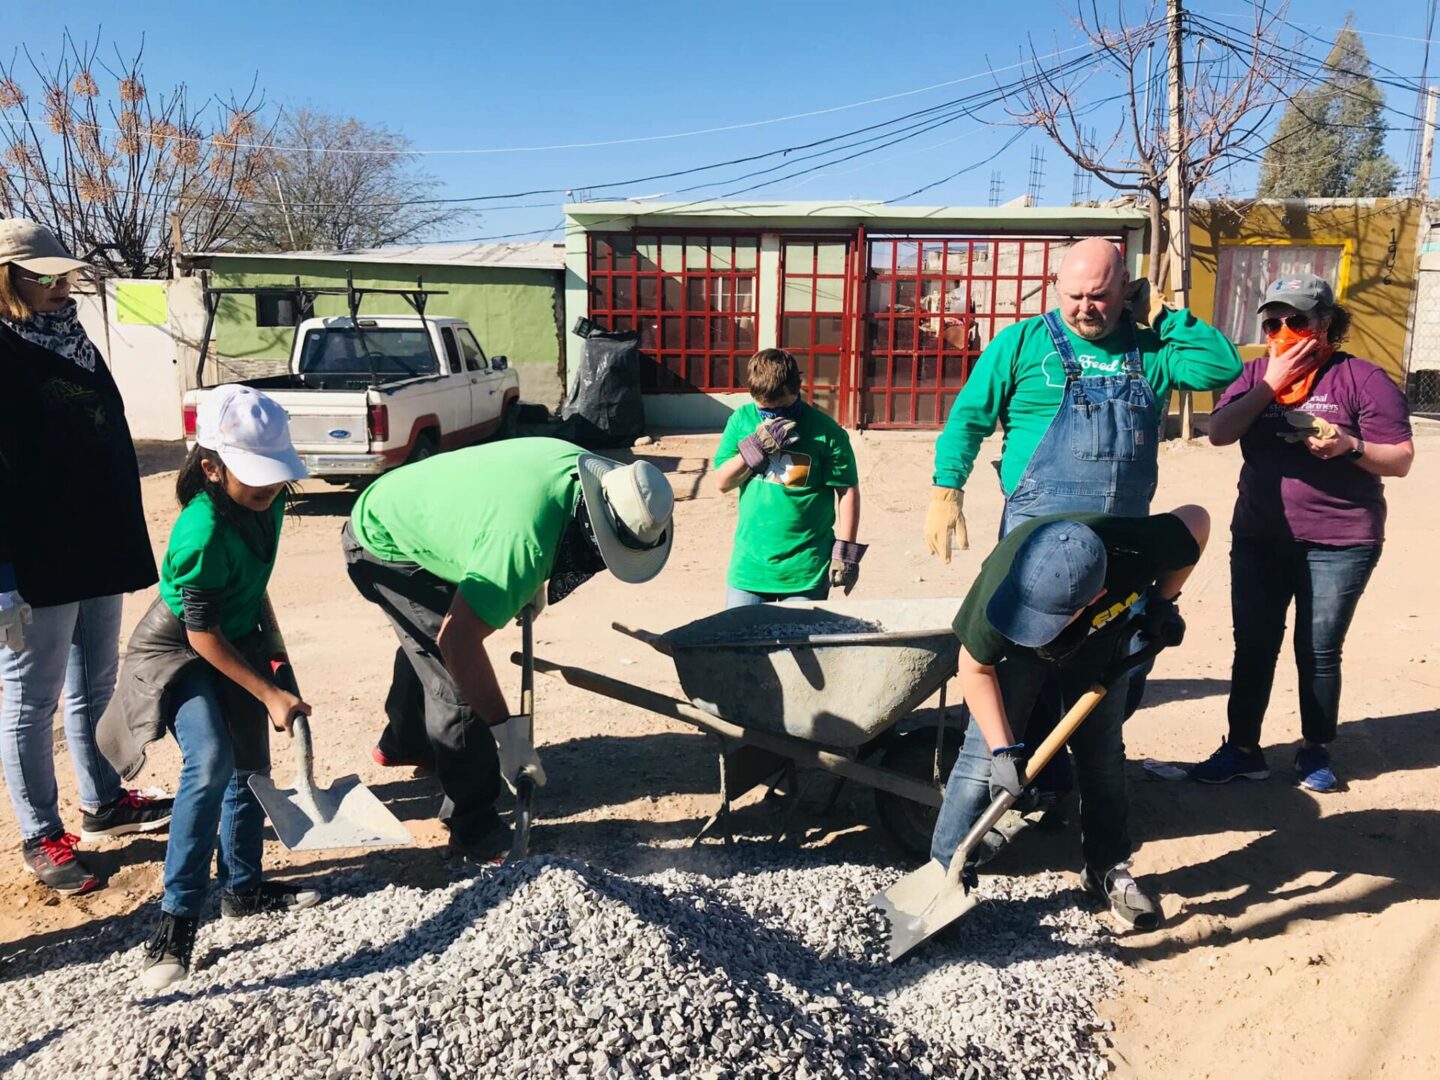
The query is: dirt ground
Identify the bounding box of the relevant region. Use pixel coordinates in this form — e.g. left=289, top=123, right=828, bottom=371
left=2, top=424, right=1437, bottom=1079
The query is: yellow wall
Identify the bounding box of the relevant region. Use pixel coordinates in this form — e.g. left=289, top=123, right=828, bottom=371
left=1189, top=199, right=1419, bottom=383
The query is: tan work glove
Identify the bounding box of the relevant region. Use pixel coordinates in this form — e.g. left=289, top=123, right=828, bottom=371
left=924, top=487, right=968, bottom=562
left=1123, top=277, right=1168, bottom=329
left=1277, top=411, right=1339, bottom=444
left=492, top=715, right=546, bottom=793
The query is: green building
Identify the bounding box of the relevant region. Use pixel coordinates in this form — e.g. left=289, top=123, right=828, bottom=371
left=186, top=241, right=567, bottom=407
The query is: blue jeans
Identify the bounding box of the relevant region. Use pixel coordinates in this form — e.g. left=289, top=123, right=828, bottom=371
left=1227, top=538, right=1381, bottom=747
left=162, top=670, right=265, bottom=917
left=0, top=595, right=125, bottom=840
left=930, top=639, right=1132, bottom=875
left=723, top=581, right=831, bottom=609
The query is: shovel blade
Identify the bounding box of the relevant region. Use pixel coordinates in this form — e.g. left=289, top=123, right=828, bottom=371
left=248, top=773, right=414, bottom=851
left=872, top=858, right=978, bottom=962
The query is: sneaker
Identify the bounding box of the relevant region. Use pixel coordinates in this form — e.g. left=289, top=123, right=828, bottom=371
left=444, top=817, right=511, bottom=865
left=221, top=881, right=323, bottom=918
left=80, top=789, right=174, bottom=841
left=22, top=831, right=99, bottom=896
left=1295, top=746, right=1337, bottom=793
left=1188, top=740, right=1271, bottom=784
left=141, top=912, right=199, bottom=991
left=1082, top=861, right=1162, bottom=931
left=371, top=745, right=435, bottom=771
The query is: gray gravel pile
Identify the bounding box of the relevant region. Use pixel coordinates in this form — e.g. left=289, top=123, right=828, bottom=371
left=0, top=853, right=1119, bottom=1079
left=690, top=617, right=886, bottom=645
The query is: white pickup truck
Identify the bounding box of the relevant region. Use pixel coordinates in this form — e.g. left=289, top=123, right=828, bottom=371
left=183, top=314, right=521, bottom=480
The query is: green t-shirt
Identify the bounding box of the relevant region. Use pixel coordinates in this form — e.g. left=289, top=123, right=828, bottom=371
left=351, top=438, right=582, bottom=629
left=933, top=308, right=1242, bottom=495
left=714, top=403, right=859, bottom=594
left=159, top=492, right=284, bottom=641
left=952, top=511, right=1201, bottom=666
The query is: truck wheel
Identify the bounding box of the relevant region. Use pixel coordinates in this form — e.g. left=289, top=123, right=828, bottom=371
left=406, top=432, right=439, bottom=465
left=873, top=725, right=960, bottom=861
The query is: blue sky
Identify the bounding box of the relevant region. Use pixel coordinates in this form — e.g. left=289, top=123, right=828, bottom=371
left=5, top=1, right=1436, bottom=241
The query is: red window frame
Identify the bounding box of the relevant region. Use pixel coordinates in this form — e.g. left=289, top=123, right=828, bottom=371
left=859, top=235, right=1115, bottom=429
left=777, top=236, right=854, bottom=422
left=587, top=232, right=759, bottom=392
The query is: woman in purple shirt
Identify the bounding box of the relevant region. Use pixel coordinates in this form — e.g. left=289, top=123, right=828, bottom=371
left=1192, top=273, right=1414, bottom=792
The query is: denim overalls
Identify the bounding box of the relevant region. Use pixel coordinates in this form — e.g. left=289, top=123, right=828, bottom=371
left=931, top=311, right=1163, bottom=874
left=1000, top=312, right=1160, bottom=534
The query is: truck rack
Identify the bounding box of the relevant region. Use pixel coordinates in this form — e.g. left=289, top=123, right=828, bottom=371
left=193, top=269, right=448, bottom=387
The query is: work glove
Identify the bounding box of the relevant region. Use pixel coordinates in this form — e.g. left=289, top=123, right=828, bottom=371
left=1136, top=592, right=1186, bottom=648
left=1123, top=277, right=1168, bottom=329
left=988, top=743, right=1030, bottom=802
left=491, top=714, right=547, bottom=793
left=737, top=417, right=798, bottom=474
left=0, top=590, right=33, bottom=654
left=829, top=540, right=867, bottom=596
left=924, top=486, right=968, bottom=561
left=1277, top=411, right=1338, bottom=444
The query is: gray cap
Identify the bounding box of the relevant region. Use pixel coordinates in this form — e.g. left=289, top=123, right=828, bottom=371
left=1256, top=272, right=1334, bottom=314
left=986, top=522, right=1108, bottom=648
left=0, top=219, right=89, bottom=275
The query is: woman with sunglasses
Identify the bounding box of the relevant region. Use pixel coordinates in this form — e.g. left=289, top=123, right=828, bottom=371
left=0, top=219, right=172, bottom=896
left=1193, top=274, right=1414, bottom=791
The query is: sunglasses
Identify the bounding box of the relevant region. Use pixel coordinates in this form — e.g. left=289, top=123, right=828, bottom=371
left=14, top=269, right=71, bottom=288
left=1261, top=312, right=1315, bottom=336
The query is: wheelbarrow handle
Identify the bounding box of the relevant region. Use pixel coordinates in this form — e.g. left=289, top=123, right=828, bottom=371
left=942, top=639, right=1165, bottom=887
left=611, top=622, right=674, bottom=656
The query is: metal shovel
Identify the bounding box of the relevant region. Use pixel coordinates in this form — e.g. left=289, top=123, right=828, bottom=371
left=247, top=598, right=414, bottom=852
left=506, top=607, right=538, bottom=862
left=874, top=641, right=1161, bottom=962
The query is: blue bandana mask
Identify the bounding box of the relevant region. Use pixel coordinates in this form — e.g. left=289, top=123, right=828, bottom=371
left=758, top=399, right=805, bottom=422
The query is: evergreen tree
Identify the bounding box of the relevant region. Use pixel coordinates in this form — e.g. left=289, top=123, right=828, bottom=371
left=1257, top=23, right=1398, bottom=198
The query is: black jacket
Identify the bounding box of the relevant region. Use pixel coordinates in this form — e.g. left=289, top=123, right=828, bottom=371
left=0, top=320, right=158, bottom=607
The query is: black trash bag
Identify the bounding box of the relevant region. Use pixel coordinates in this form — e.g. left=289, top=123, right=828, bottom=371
left=557, top=323, right=646, bottom=449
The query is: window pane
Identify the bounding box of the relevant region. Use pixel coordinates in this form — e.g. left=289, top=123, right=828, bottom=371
left=916, top=393, right=936, bottom=425
left=662, top=277, right=682, bottom=311
left=686, top=278, right=706, bottom=311
left=636, top=237, right=658, bottom=270
left=660, top=237, right=683, bottom=271
left=735, top=316, right=755, bottom=349
left=612, top=234, right=635, bottom=270
left=815, top=316, right=843, bottom=346
left=638, top=277, right=658, bottom=310
left=863, top=356, right=886, bottom=387
left=640, top=320, right=657, bottom=349
left=734, top=238, right=757, bottom=270
left=591, top=235, right=612, bottom=270
left=662, top=316, right=682, bottom=348
left=614, top=277, right=633, bottom=309
left=784, top=243, right=815, bottom=273
left=815, top=242, right=847, bottom=276
left=784, top=277, right=815, bottom=310
left=687, top=316, right=707, bottom=348
left=896, top=242, right=919, bottom=270
left=813, top=390, right=837, bottom=416
left=814, top=278, right=845, bottom=310
left=711, top=355, right=731, bottom=388
left=1215, top=244, right=1344, bottom=345
left=815, top=353, right=840, bottom=385
left=685, top=242, right=709, bottom=269
left=893, top=353, right=914, bottom=384
left=734, top=278, right=755, bottom=312
left=711, top=244, right=732, bottom=270
left=711, top=317, right=732, bottom=348
left=869, top=243, right=893, bottom=272
left=891, top=392, right=912, bottom=423
left=896, top=280, right=917, bottom=310
left=590, top=278, right=609, bottom=311
left=783, top=315, right=812, bottom=346
left=895, top=320, right=915, bottom=350
left=868, top=281, right=892, bottom=312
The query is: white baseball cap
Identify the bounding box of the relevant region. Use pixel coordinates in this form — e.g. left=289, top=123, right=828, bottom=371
left=576, top=454, right=674, bottom=584
left=196, top=385, right=308, bottom=487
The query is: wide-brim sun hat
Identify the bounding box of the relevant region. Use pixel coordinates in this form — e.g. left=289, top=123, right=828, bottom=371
left=0, top=218, right=91, bottom=275
left=576, top=453, right=674, bottom=584
left=195, top=384, right=309, bottom=487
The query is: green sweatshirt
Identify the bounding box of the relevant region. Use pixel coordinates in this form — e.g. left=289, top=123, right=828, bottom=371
left=932, top=307, right=1242, bottom=495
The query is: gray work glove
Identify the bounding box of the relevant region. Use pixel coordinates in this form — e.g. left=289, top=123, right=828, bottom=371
left=828, top=540, right=867, bottom=596
left=491, top=715, right=546, bottom=793
left=0, top=590, right=32, bottom=654
left=737, top=417, right=797, bottom=474
left=988, top=744, right=1029, bottom=802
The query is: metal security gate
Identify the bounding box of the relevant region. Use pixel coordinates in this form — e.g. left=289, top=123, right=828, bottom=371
left=859, top=236, right=1077, bottom=429
left=778, top=238, right=855, bottom=423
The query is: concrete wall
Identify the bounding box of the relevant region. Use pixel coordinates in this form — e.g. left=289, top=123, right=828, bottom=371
left=1190, top=199, right=1421, bottom=383
left=201, top=257, right=567, bottom=409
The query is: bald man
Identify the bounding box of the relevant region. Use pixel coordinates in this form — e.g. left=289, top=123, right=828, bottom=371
left=926, top=237, right=1240, bottom=544
left=922, top=238, right=1239, bottom=866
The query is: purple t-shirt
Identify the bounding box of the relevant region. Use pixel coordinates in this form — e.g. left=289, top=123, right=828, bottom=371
left=1215, top=353, right=1412, bottom=545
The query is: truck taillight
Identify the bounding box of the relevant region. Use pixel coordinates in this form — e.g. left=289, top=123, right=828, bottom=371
left=182, top=404, right=197, bottom=438
left=368, top=403, right=390, bottom=442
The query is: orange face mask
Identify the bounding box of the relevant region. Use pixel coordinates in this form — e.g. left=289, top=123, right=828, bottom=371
left=1267, top=324, right=1334, bottom=406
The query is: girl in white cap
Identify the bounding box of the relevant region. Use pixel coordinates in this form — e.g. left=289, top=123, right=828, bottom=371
left=98, top=385, right=320, bottom=991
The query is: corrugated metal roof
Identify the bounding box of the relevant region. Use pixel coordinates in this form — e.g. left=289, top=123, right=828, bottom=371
left=190, top=241, right=565, bottom=270
left=562, top=199, right=1149, bottom=228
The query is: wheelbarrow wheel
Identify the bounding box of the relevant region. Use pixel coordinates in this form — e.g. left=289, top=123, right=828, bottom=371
left=874, top=725, right=959, bottom=861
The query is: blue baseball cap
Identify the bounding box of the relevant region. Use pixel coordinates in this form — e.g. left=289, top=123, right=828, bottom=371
left=986, top=522, right=1108, bottom=647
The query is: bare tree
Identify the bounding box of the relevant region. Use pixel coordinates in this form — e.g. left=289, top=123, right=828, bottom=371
left=1007, top=1, right=1296, bottom=282
left=0, top=34, right=273, bottom=278
left=234, top=108, right=458, bottom=252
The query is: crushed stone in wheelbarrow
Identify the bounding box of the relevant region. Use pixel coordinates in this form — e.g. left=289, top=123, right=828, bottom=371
left=688, top=616, right=885, bottom=645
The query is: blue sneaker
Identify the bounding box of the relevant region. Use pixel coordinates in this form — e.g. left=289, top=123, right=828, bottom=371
left=1188, top=740, right=1271, bottom=784
left=1295, top=746, right=1337, bottom=792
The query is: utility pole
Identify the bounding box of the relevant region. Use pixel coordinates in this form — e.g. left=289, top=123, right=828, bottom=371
left=1418, top=85, right=1439, bottom=198
left=1401, top=86, right=1439, bottom=392
left=1165, top=0, right=1195, bottom=439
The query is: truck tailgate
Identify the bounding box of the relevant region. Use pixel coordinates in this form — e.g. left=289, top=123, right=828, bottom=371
left=268, top=393, right=371, bottom=452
